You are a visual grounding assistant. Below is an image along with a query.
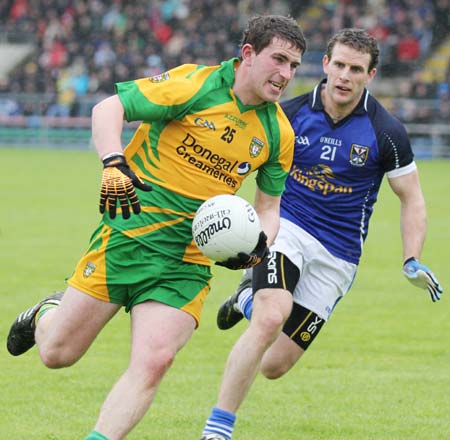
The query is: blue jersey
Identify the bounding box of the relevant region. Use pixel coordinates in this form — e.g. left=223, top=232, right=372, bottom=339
left=280, top=80, right=415, bottom=264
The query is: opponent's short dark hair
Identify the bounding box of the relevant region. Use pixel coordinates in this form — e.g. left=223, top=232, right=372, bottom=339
left=326, top=28, right=380, bottom=71
left=240, top=15, right=307, bottom=56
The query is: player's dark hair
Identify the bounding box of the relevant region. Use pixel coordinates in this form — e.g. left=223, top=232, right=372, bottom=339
left=326, top=28, right=380, bottom=72
left=240, top=15, right=307, bottom=56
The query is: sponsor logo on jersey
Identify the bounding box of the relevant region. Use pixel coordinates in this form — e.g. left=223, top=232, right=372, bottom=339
left=194, top=117, right=216, bottom=130
left=83, top=262, right=96, bottom=278
left=349, top=144, right=369, bottom=166
left=295, top=135, right=310, bottom=146
left=194, top=117, right=216, bottom=131
left=176, top=133, right=239, bottom=188
left=289, top=164, right=353, bottom=195
left=149, top=72, right=170, bottom=83
left=249, top=137, right=264, bottom=158
left=320, top=136, right=342, bottom=146
left=237, top=162, right=251, bottom=175
left=225, top=114, right=248, bottom=129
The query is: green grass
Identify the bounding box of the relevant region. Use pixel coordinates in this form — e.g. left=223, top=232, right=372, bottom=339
left=1, top=148, right=449, bottom=439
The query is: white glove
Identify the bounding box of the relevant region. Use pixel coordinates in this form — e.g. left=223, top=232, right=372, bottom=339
left=402, top=257, right=443, bottom=302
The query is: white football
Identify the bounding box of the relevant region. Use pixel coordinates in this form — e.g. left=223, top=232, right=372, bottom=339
left=192, top=194, right=261, bottom=262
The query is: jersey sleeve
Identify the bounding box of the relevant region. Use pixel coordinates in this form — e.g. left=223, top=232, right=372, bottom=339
left=115, top=64, right=219, bottom=123
left=369, top=98, right=414, bottom=173
left=255, top=105, right=295, bottom=196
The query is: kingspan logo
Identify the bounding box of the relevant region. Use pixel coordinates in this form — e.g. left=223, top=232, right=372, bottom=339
left=289, top=164, right=353, bottom=195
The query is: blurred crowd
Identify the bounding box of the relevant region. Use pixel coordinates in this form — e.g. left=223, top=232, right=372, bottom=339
left=0, top=0, right=449, bottom=124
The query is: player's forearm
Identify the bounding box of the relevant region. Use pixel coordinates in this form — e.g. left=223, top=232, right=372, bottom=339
left=92, top=95, right=125, bottom=159
left=258, top=211, right=280, bottom=246
left=400, top=197, right=427, bottom=261
left=253, top=190, right=281, bottom=246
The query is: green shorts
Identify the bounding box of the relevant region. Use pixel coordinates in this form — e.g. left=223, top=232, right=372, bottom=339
left=68, top=222, right=212, bottom=326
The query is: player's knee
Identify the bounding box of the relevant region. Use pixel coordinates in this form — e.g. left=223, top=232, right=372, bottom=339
left=260, top=362, right=289, bottom=380
left=140, top=348, right=177, bottom=384
left=264, top=311, right=286, bottom=334
left=39, top=344, right=80, bottom=368
left=250, top=312, right=283, bottom=343
left=253, top=307, right=287, bottom=337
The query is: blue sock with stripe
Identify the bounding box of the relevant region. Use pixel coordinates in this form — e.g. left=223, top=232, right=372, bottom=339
left=202, top=406, right=236, bottom=439
left=237, top=287, right=253, bottom=320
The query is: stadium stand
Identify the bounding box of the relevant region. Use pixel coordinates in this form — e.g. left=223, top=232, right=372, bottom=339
left=0, top=0, right=448, bottom=155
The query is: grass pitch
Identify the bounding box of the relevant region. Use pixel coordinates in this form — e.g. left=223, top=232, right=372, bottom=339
left=1, top=148, right=449, bottom=439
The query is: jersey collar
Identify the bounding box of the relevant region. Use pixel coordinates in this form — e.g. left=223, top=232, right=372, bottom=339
left=310, top=78, right=370, bottom=116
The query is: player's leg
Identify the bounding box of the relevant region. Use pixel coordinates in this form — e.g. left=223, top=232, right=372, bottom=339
left=261, top=334, right=304, bottom=379
left=260, top=224, right=358, bottom=379
left=202, top=249, right=300, bottom=439
left=6, top=286, right=120, bottom=367
left=218, top=286, right=293, bottom=408
left=201, top=286, right=292, bottom=440
left=92, top=300, right=197, bottom=440
left=88, top=252, right=211, bottom=440
left=36, top=286, right=121, bottom=367
left=260, top=303, right=326, bottom=379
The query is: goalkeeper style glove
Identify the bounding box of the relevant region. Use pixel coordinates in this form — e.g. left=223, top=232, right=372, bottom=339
left=402, top=257, right=443, bottom=302
left=216, top=231, right=269, bottom=270
left=99, top=153, right=152, bottom=219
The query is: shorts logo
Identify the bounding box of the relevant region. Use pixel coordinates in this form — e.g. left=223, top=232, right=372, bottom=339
left=307, top=316, right=323, bottom=333
left=267, top=251, right=278, bottom=284
left=149, top=72, right=170, bottom=83
left=349, top=144, right=369, bottom=167
left=249, top=137, right=264, bottom=158
left=83, top=262, right=96, bottom=278
left=300, top=331, right=311, bottom=342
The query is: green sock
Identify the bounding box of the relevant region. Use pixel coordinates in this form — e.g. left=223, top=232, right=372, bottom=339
left=34, top=303, right=58, bottom=326
left=85, top=431, right=109, bottom=440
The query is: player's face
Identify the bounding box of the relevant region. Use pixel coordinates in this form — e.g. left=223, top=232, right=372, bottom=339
left=323, top=43, right=376, bottom=111
left=240, top=38, right=302, bottom=104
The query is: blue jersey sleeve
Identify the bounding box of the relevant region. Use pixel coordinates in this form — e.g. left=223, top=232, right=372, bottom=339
left=367, top=97, right=414, bottom=172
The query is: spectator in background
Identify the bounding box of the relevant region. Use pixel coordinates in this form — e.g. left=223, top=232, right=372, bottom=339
left=0, top=0, right=448, bottom=123
left=396, top=27, right=421, bottom=74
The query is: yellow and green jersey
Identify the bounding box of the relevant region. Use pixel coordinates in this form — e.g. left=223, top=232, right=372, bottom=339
left=105, top=58, right=294, bottom=265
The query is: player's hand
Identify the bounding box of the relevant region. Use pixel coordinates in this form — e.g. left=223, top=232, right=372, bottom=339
left=216, top=231, right=269, bottom=270
left=99, top=153, right=152, bottom=219
left=402, top=257, right=443, bottom=302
